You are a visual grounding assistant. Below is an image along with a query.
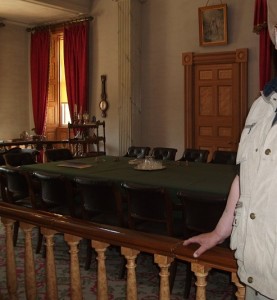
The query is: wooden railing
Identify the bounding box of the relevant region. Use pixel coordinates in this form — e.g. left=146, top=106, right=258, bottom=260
left=0, top=202, right=245, bottom=300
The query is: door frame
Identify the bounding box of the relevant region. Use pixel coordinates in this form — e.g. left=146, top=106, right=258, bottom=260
left=182, top=49, right=248, bottom=151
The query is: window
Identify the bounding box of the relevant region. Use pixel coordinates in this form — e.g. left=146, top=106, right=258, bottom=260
left=59, top=38, right=71, bottom=125
left=45, top=30, right=71, bottom=140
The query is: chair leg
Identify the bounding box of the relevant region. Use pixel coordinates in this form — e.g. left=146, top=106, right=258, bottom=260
left=85, top=239, right=93, bottom=270
left=169, top=259, right=178, bottom=292
left=119, top=258, right=126, bottom=279
left=36, top=228, right=43, bottom=254
left=183, top=262, right=193, bottom=299
left=13, top=221, right=19, bottom=246
left=231, top=276, right=237, bottom=300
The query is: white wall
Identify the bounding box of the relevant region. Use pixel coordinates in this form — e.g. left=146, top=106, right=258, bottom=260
left=89, top=0, right=259, bottom=158
left=139, top=0, right=259, bottom=159
left=0, top=24, right=30, bottom=140
left=0, top=0, right=261, bottom=157
left=90, top=0, right=119, bottom=155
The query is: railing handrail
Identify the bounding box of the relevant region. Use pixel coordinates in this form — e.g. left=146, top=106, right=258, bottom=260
left=0, top=202, right=237, bottom=272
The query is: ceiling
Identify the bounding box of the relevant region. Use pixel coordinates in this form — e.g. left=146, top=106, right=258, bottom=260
left=0, top=0, right=91, bottom=27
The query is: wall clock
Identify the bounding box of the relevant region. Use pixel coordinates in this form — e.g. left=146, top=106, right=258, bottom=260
left=99, top=75, right=108, bottom=117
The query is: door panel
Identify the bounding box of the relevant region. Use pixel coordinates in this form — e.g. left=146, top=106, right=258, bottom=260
left=195, top=64, right=234, bottom=154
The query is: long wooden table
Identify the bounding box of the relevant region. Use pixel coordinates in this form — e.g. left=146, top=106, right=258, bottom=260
left=21, top=156, right=237, bottom=203
left=0, top=139, right=69, bottom=150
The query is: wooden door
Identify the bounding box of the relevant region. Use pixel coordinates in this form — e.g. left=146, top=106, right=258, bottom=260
left=182, top=49, right=248, bottom=161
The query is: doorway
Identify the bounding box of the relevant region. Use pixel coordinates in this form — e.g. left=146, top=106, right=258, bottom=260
left=182, top=49, right=248, bottom=161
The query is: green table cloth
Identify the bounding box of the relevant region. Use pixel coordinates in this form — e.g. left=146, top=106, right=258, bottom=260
left=21, top=156, right=237, bottom=203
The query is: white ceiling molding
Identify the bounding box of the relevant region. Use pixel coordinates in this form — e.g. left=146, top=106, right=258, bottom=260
left=29, top=0, right=92, bottom=14
left=0, top=0, right=91, bottom=27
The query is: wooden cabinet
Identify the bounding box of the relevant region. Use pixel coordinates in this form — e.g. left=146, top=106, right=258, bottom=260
left=68, top=121, right=106, bottom=156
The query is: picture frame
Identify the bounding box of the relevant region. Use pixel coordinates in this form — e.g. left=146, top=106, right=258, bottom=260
left=198, top=4, right=228, bottom=46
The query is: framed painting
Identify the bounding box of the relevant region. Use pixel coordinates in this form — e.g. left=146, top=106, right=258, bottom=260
left=198, top=4, right=228, bottom=46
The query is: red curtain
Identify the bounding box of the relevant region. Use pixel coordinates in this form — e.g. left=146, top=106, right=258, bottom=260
left=254, top=0, right=272, bottom=90
left=64, top=21, right=89, bottom=121
left=30, top=30, right=50, bottom=135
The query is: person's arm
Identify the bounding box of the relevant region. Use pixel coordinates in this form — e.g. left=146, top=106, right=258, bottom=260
left=183, top=175, right=240, bottom=257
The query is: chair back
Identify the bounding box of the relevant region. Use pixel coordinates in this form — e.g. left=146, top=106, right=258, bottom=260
left=151, top=147, right=177, bottom=161
left=0, top=152, right=5, bottom=166
left=179, top=149, right=209, bottom=162
left=21, top=149, right=40, bottom=162
left=74, top=177, right=124, bottom=226
left=45, top=148, right=73, bottom=162
left=0, top=166, right=29, bottom=204
left=4, top=152, right=36, bottom=167
left=177, top=190, right=227, bottom=239
left=0, top=147, right=23, bottom=165
left=211, top=150, right=237, bottom=165
left=121, top=182, right=173, bottom=236
left=26, top=171, right=72, bottom=214
left=124, top=146, right=151, bottom=158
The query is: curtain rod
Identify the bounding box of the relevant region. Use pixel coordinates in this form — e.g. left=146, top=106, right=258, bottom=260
left=26, top=16, right=93, bottom=32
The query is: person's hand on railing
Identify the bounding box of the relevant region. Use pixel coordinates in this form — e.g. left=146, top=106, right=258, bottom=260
left=183, top=230, right=225, bottom=258
left=183, top=175, right=240, bottom=258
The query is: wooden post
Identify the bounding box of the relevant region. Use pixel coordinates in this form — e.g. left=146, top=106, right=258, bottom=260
left=121, top=247, right=140, bottom=300
left=154, top=254, right=173, bottom=300
left=21, top=222, right=37, bottom=300
left=1, top=217, right=17, bottom=300
left=191, top=262, right=210, bottom=300
left=232, top=272, right=246, bottom=300
left=64, top=234, right=82, bottom=300
left=41, top=227, right=58, bottom=300
left=92, top=240, right=110, bottom=300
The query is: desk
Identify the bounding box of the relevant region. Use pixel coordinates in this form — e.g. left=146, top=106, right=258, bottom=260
left=21, top=156, right=237, bottom=201
left=0, top=140, right=69, bottom=150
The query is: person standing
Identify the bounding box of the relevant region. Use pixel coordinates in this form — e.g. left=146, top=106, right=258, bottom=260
left=184, top=78, right=277, bottom=300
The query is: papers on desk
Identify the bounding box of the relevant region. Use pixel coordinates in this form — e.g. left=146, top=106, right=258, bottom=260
left=134, top=164, right=166, bottom=171
left=57, top=161, right=92, bottom=169
left=128, top=159, right=143, bottom=165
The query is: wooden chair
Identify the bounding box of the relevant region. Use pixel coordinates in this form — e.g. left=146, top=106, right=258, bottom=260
left=25, top=171, right=73, bottom=253
left=177, top=190, right=230, bottom=298
left=44, top=148, right=74, bottom=162
left=124, top=146, right=151, bottom=158
left=0, top=166, right=33, bottom=246
left=210, top=150, right=237, bottom=165
left=151, top=147, right=177, bottom=161
left=121, top=182, right=181, bottom=291
left=0, top=148, right=23, bottom=198
left=122, top=182, right=173, bottom=235
left=178, top=148, right=209, bottom=163
left=74, top=177, right=126, bottom=270
left=0, top=150, right=37, bottom=244
left=0, top=147, right=22, bottom=166
left=21, top=148, right=40, bottom=162
left=26, top=171, right=73, bottom=214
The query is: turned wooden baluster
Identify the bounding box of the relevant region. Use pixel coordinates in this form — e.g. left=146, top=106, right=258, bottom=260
left=92, top=240, right=109, bottom=300
left=41, top=228, right=58, bottom=300
left=121, top=247, right=140, bottom=300
left=232, top=272, right=246, bottom=300
left=1, top=217, right=17, bottom=300
left=191, top=262, right=210, bottom=300
left=20, top=222, right=37, bottom=300
left=64, top=234, right=82, bottom=300
left=154, top=254, right=173, bottom=300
